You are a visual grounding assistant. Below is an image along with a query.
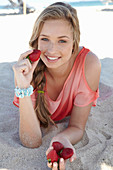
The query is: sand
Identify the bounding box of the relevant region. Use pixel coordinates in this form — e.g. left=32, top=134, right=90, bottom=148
left=0, top=5, right=113, bottom=170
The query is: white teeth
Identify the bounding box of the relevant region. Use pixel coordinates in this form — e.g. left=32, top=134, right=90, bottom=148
left=47, top=56, right=58, bottom=60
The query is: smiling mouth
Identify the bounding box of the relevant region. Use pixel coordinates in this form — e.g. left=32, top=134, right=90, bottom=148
left=45, top=55, right=61, bottom=62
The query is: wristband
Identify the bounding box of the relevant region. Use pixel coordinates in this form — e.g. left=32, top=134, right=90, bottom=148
left=15, top=85, right=34, bottom=98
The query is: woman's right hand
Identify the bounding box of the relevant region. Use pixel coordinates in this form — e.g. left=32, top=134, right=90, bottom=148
left=13, top=50, right=39, bottom=89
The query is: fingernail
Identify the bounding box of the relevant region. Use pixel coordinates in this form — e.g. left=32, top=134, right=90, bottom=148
left=54, top=163, right=57, bottom=167
left=50, top=162, right=52, bottom=166
left=60, top=158, right=64, bottom=162
left=71, top=158, right=74, bottom=162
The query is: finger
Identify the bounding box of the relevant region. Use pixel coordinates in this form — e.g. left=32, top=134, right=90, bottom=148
left=59, top=158, right=66, bottom=170
left=23, top=58, right=32, bottom=71
left=17, top=59, right=32, bottom=72
left=18, top=64, right=29, bottom=74
left=69, top=153, right=76, bottom=163
left=46, top=146, right=53, bottom=156
left=18, top=50, right=33, bottom=61
left=47, top=162, right=52, bottom=168
left=52, top=162, right=58, bottom=170
left=31, top=59, right=39, bottom=74
left=13, top=62, right=29, bottom=75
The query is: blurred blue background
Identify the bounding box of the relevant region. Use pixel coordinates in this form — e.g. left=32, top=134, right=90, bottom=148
left=0, top=0, right=112, bottom=11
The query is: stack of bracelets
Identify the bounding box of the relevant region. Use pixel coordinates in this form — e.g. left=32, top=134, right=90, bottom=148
left=15, top=85, right=34, bottom=98
left=15, top=85, right=44, bottom=98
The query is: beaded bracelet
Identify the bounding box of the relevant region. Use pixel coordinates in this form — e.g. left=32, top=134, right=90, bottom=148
left=15, top=85, right=34, bottom=98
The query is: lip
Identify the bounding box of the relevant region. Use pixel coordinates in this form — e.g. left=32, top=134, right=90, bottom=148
left=45, top=55, right=61, bottom=63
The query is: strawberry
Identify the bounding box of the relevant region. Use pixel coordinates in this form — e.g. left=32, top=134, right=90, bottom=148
left=26, top=49, right=41, bottom=62
left=60, top=148, right=74, bottom=160
left=47, top=149, right=60, bottom=163
left=52, top=142, right=64, bottom=153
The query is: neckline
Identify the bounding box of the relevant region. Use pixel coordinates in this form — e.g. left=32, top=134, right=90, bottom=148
left=44, top=46, right=85, bottom=102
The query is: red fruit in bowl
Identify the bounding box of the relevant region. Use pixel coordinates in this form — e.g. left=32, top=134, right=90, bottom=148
left=27, top=49, right=41, bottom=62
left=47, top=149, right=60, bottom=163
left=52, top=142, right=64, bottom=153
left=60, top=148, right=74, bottom=160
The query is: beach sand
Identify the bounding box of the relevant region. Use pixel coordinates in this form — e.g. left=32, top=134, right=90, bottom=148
left=0, top=6, right=113, bottom=170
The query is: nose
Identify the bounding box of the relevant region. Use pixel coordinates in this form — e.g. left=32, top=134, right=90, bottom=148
left=47, top=42, right=57, bottom=54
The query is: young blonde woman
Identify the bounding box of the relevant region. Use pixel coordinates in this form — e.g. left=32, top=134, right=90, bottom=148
left=13, top=2, right=101, bottom=170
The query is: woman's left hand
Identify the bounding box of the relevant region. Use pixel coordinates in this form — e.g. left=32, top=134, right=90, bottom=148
left=46, top=136, right=76, bottom=170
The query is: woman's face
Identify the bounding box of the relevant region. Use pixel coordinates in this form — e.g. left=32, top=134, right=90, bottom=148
left=38, top=19, right=74, bottom=69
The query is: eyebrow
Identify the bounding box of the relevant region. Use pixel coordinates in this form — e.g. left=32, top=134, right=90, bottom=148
left=40, top=34, right=70, bottom=39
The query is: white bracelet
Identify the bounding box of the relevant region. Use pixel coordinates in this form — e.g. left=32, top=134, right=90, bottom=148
left=15, top=85, right=34, bottom=98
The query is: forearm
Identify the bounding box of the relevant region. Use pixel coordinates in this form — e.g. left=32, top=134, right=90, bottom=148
left=54, top=126, right=84, bottom=145
left=19, top=96, right=42, bottom=148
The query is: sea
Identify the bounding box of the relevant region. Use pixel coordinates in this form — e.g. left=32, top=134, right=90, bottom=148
left=0, top=0, right=113, bottom=10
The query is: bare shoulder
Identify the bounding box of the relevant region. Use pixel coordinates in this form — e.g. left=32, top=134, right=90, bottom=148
left=85, top=51, right=101, bottom=68
left=84, top=51, right=101, bottom=91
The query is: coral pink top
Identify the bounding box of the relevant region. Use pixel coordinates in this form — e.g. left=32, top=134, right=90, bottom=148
left=13, top=47, right=99, bottom=121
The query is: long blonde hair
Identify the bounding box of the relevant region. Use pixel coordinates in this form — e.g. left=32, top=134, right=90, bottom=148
left=29, top=2, right=80, bottom=128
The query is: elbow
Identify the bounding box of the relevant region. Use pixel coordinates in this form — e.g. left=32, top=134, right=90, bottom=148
left=21, top=138, right=42, bottom=149
left=21, top=140, right=42, bottom=149
left=77, top=128, right=84, bottom=141
left=80, top=130, right=84, bottom=140
left=19, top=134, right=42, bottom=148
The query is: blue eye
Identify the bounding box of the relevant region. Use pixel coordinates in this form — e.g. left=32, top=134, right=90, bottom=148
left=59, top=40, right=66, bottom=43
left=41, top=38, right=49, bottom=41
